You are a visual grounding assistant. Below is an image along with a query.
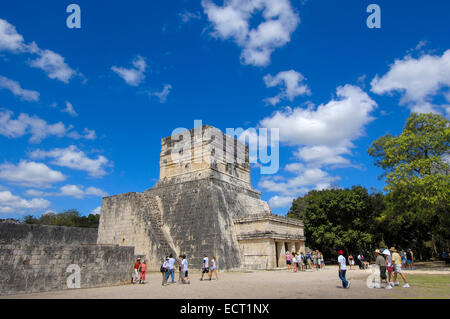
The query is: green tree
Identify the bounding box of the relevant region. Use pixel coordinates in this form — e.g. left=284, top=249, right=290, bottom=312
left=22, top=210, right=100, bottom=228
left=368, top=113, right=450, bottom=257
left=288, top=186, right=383, bottom=257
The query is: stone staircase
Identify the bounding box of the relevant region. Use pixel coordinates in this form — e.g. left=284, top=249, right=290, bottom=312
left=142, top=195, right=177, bottom=258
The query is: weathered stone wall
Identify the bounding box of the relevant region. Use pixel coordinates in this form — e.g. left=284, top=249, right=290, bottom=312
left=238, top=238, right=276, bottom=270
left=160, top=125, right=251, bottom=185
left=0, top=223, right=135, bottom=296
left=98, top=192, right=176, bottom=271
left=234, top=215, right=305, bottom=239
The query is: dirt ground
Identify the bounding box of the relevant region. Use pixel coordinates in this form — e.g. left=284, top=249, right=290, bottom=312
left=3, top=265, right=450, bottom=299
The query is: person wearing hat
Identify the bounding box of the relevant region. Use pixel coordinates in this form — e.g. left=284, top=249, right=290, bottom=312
left=391, top=247, right=410, bottom=288
left=375, top=249, right=387, bottom=288
left=337, top=250, right=350, bottom=289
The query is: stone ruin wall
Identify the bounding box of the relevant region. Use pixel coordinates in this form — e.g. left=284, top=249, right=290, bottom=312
left=0, top=223, right=135, bottom=296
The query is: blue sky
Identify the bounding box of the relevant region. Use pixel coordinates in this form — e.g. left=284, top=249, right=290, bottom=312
left=1, top=0, right=449, bottom=218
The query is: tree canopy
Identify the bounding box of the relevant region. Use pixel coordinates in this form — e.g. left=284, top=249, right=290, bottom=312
left=288, top=186, right=384, bottom=257
left=23, top=209, right=100, bottom=228
left=368, top=112, right=450, bottom=258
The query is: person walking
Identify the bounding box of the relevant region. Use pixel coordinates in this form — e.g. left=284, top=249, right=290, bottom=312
left=348, top=254, right=355, bottom=270
left=320, top=252, right=325, bottom=269
left=165, top=254, right=176, bottom=284
left=139, top=260, right=147, bottom=284
left=406, top=248, right=414, bottom=270
left=391, top=247, right=410, bottom=288
left=161, top=257, right=169, bottom=286
left=181, top=254, right=190, bottom=284
left=374, top=249, right=387, bottom=288
left=338, top=250, right=350, bottom=289
left=200, top=254, right=209, bottom=280
left=208, top=256, right=219, bottom=280
left=383, top=248, right=394, bottom=289
left=133, top=258, right=141, bottom=284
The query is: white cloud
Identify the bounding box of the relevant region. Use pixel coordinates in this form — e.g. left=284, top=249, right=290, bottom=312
left=263, top=70, right=310, bottom=105
left=0, top=18, right=77, bottom=83
left=24, top=189, right=46, bottom=197
left=371, top=50, right=450, bottom=114
left=91, top=206, right=101, bottom=215
left=260, top=84, right=376, bottom=147
left=29, top=145, right=111, bottom=178
left=151, top=84, right=172, bottom=103
left=24, top=185, right=108, bottom=199
left=60, top=185, right=108, bottom=199
left=268, top=195, right=294, bottom=209
left=66, top=128, right=96, bottom=140
left=0, top=160, right=66, bottom=187
left=0, top=75, right=40, bottom=102
left=255, top=84, right=376, bottom=201
left=202, top=0, right=300, bottom=66
left=0, top=19, right=26, bottom=52
left=111, top=55, right=147, bottom=86
left=284, top=162, right=304, bottom=173
left=294, top=145, right=351, bottom=167
left=29, top=48, right=77, bottom=83
left=258, top=167, right=337, bottom=197
left=0, top=190, right=50, bottom=214
left=0, top=109, right=96, bottom=143
left=62, top=101, right=78, bottom=117
left=179, top=10, right=202, bottom=23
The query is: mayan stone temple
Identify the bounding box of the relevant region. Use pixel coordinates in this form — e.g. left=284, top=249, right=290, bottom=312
left=97, top=125, right=305, bottom=271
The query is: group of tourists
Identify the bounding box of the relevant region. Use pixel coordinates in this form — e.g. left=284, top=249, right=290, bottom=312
left=348, top=254, right=370, bottom=270
left=286, top=250, right=325, bottom=272
left=132, top=258, right=146, bottom=284
left=374, top=247, right=410, bottom=289
left=160, top=254, right=191, bottom=285
left=131, top=254, right=219, bottom=286
left=336, top=247, right=411, bottom=289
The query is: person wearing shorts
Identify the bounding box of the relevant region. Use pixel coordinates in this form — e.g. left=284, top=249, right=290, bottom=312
left=391, top=247, right=409, bottom=288
left=285, top=251, right=291, bottom=270
left=200, top=255, right=209, bottom=280
left=383, top=249, right=394, bottom=289
left=292, top=253, right=298, bottom=272
left=208, top=256, right=219, bottom=280
left=406, top=249, right=414, bottom=269
left=181, top=254, right=190, bottom=284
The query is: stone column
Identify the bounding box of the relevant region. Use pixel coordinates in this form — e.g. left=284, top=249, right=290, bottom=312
left=276, top=241, right=285, bottom=268
left=295, top=242, right=301, bottom=253
left=289, top=242, right=296, bottom=254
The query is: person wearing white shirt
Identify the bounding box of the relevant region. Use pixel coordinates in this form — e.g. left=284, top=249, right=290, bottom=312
left=292, top=254, right=298, bottom=272
left=161, top=257, right=169, bottom=286
left=208, top=256, right=219, bottom=281
left=338, top=250, right=350, bottom=289
left=165, top=254, right=176, bottom=284
left=181, top=254, right=190, bottom=284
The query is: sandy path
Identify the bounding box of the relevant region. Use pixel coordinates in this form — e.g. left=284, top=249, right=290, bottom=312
left=2, top=266, right=449, bottom=299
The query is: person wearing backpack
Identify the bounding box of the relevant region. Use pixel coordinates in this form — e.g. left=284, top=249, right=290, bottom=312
left=161, top=257, right=169, bottom=286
